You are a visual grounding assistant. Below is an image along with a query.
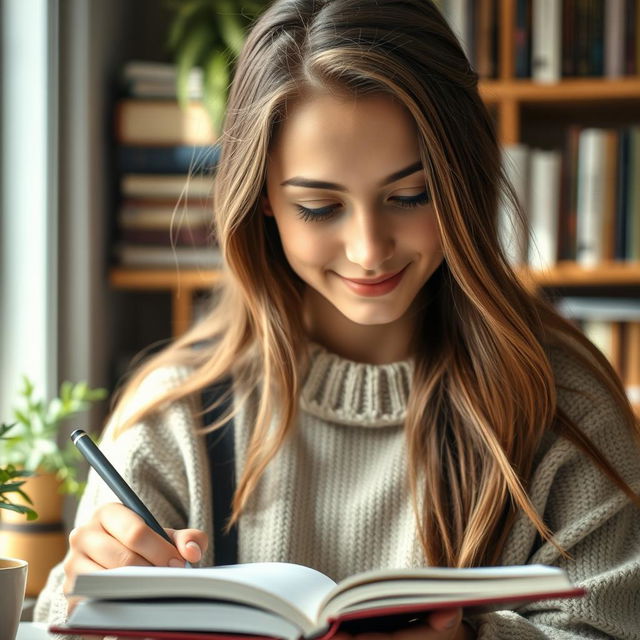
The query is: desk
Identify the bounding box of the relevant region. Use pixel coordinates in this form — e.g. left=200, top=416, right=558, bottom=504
left=16, top=623, right=51, bottom=639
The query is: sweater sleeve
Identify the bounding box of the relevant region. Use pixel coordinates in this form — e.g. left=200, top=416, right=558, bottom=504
left=32, top=366, right=214, bottom=638
left=470, top=346, right=640, bottom=639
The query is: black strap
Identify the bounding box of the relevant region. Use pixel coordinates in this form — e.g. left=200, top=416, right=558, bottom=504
left=202, top=379, right=238, bottom=566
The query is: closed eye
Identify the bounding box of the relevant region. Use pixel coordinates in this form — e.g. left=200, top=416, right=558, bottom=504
left=295, top=190, right=431, bottom=222
left=390, top=191, right=431, bottom=208
left=295, top=203, right=340, bottom=222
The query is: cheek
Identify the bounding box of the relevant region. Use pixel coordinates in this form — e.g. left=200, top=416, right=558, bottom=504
left=406, top=212, right=443, bottom=254
left=276, top=219, right=337, bottom=269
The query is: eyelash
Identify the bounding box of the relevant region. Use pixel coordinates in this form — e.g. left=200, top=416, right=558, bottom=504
left=295, top=191, right=432, bottom=222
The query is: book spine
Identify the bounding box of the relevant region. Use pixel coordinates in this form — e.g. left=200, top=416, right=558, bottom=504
left=624, top=0, right=637, bottom=74
left=605, top=0, right=626, bottom=77
left=589, top=0, right=605, bottom=76
left=115, top=100, right=216, bottom=146
left=562, top=0, right=575, bottom=76
left=615, top=128, right=630, bottom=260
left=116, top=244, right=221, bottom=268
left=499, top=144, right=530, bottom=266
left=118, top=145, right=220, bottom=174
left=120, top=174, right=213, bottom=199
left=626, top=127, right=640, bottom=261
left=582, top=319, right=617, bottom=368
left=445, top=0, right=473, bottom=62
left=475, top=0, right=494, bottom=79
left=574, top=0, right=589, bottom=76
left=601, top=130, right=619, bottom=261
left=557, top=125, right=581, bottom=261
left=515, top=0, right=532, bottom=78
left=532, top=0, right=562, bottom=83
left=528, top=148, right=562, bottom=269
left=119, top=227, right=212, bottom=247
left=575, top=128, right=607, bottom=266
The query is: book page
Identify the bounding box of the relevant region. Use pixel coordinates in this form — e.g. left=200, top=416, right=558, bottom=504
left=319, top=565, right=571, bottom=620
left=73, top=562, right=337, bottom=634
left=69, top=599, right=301, bottom=640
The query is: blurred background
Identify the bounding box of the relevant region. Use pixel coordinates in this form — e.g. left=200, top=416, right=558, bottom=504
left=1, top=0, right=639, bottom=608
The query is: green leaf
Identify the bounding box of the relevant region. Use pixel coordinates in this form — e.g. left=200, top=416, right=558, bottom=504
left=46, top=397, right=63, bottom=424
left=203, top=48, right=229, bottom=133
left=0, top=502, right=38, bottom=520
left=20, top=375, right=34, bottom=399
left=167, top=0, right=208, bottom=51
left=175, top=21, right=216, bottom=108
left=13, top=409, right=30, bottom=428
left=60, top=380, right=73, bottom=404
left=216, top=0, right=246, bottom=56
left=0, top=422, right=16, bottom=438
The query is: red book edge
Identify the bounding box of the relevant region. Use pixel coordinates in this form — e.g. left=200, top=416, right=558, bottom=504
left=50, top=587, right=586, bottom=640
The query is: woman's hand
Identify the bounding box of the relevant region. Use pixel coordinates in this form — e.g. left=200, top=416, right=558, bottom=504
left=62, top=502, right=208, bottom=607
left=333, top=608, right=475, bottom=640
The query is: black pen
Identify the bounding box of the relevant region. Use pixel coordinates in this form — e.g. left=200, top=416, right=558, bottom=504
left=70, top=428, right=192, bottom=568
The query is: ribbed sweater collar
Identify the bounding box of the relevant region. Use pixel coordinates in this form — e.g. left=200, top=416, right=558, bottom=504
left=300, top=342, right=413, bottom=428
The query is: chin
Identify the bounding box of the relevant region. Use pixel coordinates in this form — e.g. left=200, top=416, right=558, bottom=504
left=338, top=305, right=410, bottom=327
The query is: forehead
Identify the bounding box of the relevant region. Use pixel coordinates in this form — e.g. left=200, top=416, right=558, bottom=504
left=269, top=92, right=421, bottom=177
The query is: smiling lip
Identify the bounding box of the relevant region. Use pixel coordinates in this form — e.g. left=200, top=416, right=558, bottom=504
left=338, top=266, right=408, bottom=297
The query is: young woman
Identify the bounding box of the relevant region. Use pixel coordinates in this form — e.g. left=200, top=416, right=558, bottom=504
left=36, top=1, right=640, bottom=638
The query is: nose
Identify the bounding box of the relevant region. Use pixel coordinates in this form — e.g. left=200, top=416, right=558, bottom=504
left=344, top=210, right=394, bottom=271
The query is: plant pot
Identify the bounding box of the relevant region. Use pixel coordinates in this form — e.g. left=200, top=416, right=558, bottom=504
left=0, top=557, right=27, bottom=640
left=0, top=472, right=67, bottom=597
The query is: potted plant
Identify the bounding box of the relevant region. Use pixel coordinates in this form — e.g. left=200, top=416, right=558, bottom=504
left=0, top=424, right=33, bottom=640
left=166, top=0, right=269, bottom=131
left=0, top=423, right=36, bottom=521
left=0, top=376, right=107, bottom=596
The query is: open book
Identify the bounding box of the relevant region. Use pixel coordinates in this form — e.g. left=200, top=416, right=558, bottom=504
left=50, top=561, right=585, bottom=640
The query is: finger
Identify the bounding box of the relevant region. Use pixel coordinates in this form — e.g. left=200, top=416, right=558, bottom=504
left=62, top=556, right=103, bottom=595
left=427, top=608, right=462, bottom=633
left=71, top=523, right=154, bottom=569
left=98, top=503, right=183, bottom=567
left=166, top=528, right=209, bottom=564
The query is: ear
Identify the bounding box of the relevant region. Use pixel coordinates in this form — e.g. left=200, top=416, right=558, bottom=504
left=262, top=192, right=274, bottom=217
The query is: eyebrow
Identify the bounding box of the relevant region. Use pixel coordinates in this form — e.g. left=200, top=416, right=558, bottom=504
left=280, top=161, right=424, bottom=191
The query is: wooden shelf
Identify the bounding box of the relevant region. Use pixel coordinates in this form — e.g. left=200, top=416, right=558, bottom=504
left=109, top=267, right=222, bottom=290
left=109, top=268, right=223, bottom=335
left=480, top=77, right=640, bottom=104
left=521, top=262, right=640, bottom=289
left=110, top=264, right=640, bottom=294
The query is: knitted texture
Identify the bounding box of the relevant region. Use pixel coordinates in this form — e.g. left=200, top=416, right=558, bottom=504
left=35, top=343, right=640, bottom=639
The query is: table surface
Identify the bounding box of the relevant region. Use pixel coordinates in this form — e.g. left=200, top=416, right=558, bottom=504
left=16, top=622, right=52, bottom=640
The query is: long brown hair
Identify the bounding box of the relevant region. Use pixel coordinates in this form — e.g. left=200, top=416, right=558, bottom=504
left=111, top=0, right=640, bottom=567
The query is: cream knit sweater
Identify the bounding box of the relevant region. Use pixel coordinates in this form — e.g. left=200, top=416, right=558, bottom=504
left=35, top=342, right=640, bottom=639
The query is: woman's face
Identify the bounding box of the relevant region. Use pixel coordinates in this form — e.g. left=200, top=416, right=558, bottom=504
left=263, top=91, right=444, bottom=341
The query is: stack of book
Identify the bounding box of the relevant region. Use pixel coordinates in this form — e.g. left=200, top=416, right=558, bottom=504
left=556, top=298, right=640, bottom=412
left=50, top=561, right=583, bottom=640
left=499, top=126, right=640, bottom=270
left=114, top=61, right=222, bottom=269
left=434, top=0, right=638, bottom=82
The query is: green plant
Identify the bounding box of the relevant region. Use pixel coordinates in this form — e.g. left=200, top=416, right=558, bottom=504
left=0, top=423, right=37, bottom=520
left=166, top=0, right=269, bottom=132
left=0, top=377, right=107, bottom=497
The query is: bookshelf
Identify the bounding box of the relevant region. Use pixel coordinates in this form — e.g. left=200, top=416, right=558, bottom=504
left=109, top=1, right=640, bottom=337
left=110, top=268, right=222, bottom=336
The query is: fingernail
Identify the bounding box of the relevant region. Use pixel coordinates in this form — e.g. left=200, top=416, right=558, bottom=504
left=186, top=541, right=202, bottom=561
left=169, top=558, right=186, bottom=568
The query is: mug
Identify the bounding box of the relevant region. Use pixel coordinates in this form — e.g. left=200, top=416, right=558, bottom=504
left=0, top=557, right=28, bottom=640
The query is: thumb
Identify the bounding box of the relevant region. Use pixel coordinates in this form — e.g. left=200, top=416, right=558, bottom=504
left=165, top=528, right=208, bottom=564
